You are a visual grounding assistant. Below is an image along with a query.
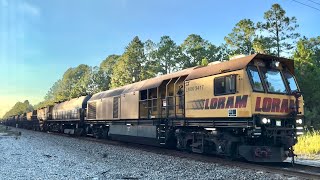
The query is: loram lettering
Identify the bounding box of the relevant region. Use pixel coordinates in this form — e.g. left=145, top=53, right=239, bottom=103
left=203, top=95, right=248, bottom=109
left=255, top=97, right=295, bottom=113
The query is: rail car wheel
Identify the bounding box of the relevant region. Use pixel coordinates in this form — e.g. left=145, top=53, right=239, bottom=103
left=175, top=128, right=198, bottom=152
left=74, top=128, right=84, bottom=136
left=92, top=126, right=109, bottom=139
left=93, top=130, right=102, bottom=139
left=102, top=130, right=109, bottom=139
left=225, top=142, right=240, bottom=160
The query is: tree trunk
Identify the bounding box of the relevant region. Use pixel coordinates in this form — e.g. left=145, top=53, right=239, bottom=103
left=276, top=22, right=280, bottom=57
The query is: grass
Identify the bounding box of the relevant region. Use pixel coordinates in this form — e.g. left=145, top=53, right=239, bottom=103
left=294, top=130, right=320, bottom=159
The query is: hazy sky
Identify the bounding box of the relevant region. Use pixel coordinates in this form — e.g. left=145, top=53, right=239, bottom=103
left=0, top=0, right=319, bottom=117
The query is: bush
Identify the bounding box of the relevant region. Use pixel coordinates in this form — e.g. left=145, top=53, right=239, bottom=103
left=294, top=131, right=320, bottom=158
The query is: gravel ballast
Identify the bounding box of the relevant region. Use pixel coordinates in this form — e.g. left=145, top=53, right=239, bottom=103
left=0, top=127, right=295, bottom=180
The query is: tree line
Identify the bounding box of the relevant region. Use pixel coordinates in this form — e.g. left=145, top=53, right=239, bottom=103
left=2, top=4, right=320, bottom=129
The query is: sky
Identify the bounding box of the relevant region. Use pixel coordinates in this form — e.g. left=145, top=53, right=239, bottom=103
left=0, top=0, right=319, bottom=118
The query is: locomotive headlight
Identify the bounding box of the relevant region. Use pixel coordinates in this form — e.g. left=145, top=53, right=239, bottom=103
left=262, top=118, right=268, bottom=124
left=272, top=60, right=280, bottom=68
left=296, top=119, right=303, bottom=124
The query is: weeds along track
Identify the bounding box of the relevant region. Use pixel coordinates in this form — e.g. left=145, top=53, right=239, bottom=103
left=24, top=129, right=320, bottom=179
left=295, top=131, right=320, bottom=156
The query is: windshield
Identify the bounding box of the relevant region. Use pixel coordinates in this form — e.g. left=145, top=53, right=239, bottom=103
left=247, top=66, right=264, bottom=92
left=284, top=71, right=298, bottom=92
left=261, top=68, right=287, bottom=93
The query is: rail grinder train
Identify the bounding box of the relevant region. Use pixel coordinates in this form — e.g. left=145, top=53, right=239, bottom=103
left=5, top=54, right=305, bottom=162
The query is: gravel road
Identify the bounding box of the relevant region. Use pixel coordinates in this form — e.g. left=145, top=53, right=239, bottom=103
left=0, top=126, right=296, bottom=180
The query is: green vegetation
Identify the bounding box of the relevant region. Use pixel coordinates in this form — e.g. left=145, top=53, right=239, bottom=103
left=295, top=131, right=320, bottom=158
left=294, top=37, right=320, bottom=129
left=3, top=100, right=33, bottom=119
left=201, top=58, right=209, bottom=66
left=180, top=34, right=220, bottom=68
left=111, top=36, right=151, bottom=88
left=2, top=4, right=320, bottom=131
left=257, top=3, right=299, bottom=56
left=224, top=19, right=256, bottom=55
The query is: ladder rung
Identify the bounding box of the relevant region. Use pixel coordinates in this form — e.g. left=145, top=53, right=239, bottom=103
left=160, top=143, right=166, bottom=145
left=160, top=137, right=166, bottom=139
left=160, top=130, right=166, bottom=132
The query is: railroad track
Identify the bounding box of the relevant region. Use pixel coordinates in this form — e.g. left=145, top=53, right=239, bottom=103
left=45, top=132, right=320, bottom=179
left=11, top=127, right=320, bottom=180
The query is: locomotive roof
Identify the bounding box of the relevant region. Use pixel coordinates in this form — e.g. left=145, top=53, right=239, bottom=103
left=89, top=67, right=195, bottom=101
left=52, top=95, right=91, bottom=111
left=185, top=54, right=294, bottom=81
left=140, top=67, right=195, bottom=90
left=89, top=54, right=293, bottom=101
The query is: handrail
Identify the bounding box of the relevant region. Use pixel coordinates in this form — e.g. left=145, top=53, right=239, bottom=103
left=139, top=95, right=185, bottom=119
left=173, top=76, right=181, bottom=118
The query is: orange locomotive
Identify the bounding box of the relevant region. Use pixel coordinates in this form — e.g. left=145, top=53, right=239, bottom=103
left=6, top=54, right=304, bottom=162
left=83, top=53, right=304, bottom=162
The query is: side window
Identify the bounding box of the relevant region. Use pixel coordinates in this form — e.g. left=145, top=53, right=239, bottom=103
left=214, top=75, right=236, bottom=96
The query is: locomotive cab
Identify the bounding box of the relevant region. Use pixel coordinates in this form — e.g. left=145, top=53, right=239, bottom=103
left=243, top=58, right=304, bottom=162
left=183, top=54, right=304, bottom=162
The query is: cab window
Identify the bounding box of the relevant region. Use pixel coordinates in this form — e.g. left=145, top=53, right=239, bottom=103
left=261, top=68, right=287, bottom=94
left=214, top=75, right=236, bottom=96
left=284, top=71, right=299, bottom=92
left=247, top=66, right=264, bottom=92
